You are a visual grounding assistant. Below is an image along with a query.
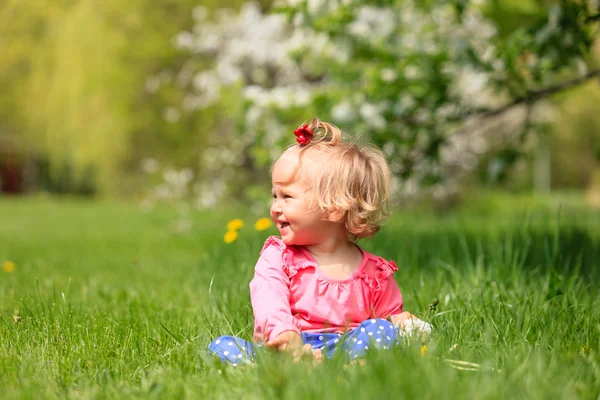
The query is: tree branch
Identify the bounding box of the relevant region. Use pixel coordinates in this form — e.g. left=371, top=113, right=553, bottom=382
left=451, top=68, right=600, bottom=123
left=586, top=13, right=600, bottom=23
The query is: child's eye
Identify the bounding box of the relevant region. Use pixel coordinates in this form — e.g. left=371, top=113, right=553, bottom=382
left=272, top=192, right=291, bottom=199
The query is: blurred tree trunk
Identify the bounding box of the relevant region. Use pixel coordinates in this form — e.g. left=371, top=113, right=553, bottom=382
left=586, top=167, right=600, bottom=207
left=534, top=132, right=551, bottom=193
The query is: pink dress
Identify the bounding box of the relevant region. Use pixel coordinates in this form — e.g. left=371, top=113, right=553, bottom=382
left=250, top=236, right=404, bottom=342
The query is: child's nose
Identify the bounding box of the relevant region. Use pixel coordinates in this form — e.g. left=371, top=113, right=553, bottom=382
left=271, top=199, right=282, bottom=214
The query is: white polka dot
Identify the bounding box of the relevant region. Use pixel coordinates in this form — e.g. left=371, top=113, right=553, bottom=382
left=318, top=335, right=324, bottom=340
left=368, top=332, right=373, bottom=336
left=357, top=340, right=363, bottom=345
left=232, top=363, right=238, bottom=367
left=224, top=351, right=229, bottom=356
left=378, top=326, right=384, bottom=330
left=215, top=340, right=221, bottom=344
left=238, top=354, right=243, bottom=359
left=360, top=327, right=366, bottom=332
left=334, top=339, right=339, bottom=343
left=228, top=342, right=234, bottom=346
left=352, top=338, right=357, bottom=342
left=364, top=346, right=369, bottom=350
left=376, top=338, right=381, bottom=342
left=370, top=319, right=376, bottom=324
left=386, top=336, right=391, bottom=340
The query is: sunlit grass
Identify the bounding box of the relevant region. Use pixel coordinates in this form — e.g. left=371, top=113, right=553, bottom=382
left=0, top=196, right=598, bottom=399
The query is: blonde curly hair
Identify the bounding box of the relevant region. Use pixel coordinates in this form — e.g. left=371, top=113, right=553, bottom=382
left=273, top=118, right=392, bottom=240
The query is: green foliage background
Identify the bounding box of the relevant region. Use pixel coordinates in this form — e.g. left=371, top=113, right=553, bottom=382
left=0, top=0, right=267, bottom=195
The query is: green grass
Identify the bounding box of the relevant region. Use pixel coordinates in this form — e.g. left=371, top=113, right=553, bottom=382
left=0, top=196, right=599, bottom=399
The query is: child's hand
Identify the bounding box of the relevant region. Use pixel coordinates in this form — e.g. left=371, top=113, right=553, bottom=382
left=391, top=311, right=418, bottom=328
left=391, top=311, right=432, bottom=337
left=266, top=331, right=303, bottom=352
left=267, top=331, right=318, bottom=362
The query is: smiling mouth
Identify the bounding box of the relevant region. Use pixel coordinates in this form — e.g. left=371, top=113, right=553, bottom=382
left=279, top=222, right=290, bottom=229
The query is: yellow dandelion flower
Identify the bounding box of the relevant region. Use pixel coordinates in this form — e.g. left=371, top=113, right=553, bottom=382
left=254, top=217, right=272, bottom=231
left=2, top=260, right=15, bottom=273
left=224, top=231, right=239, bottom=244
left=420, top=345, right=428, bottom=357
left=227, top=219, right=244, bottom=231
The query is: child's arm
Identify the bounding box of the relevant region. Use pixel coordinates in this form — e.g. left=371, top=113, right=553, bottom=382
left=249, top=244, right=301, bottom=345
left=372, top=275, right=404, bottom=319
left=374, top=278, right=431, bottom=328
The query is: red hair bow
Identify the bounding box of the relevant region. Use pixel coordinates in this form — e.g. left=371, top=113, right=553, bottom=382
left=293, top=124, right=314, bottom=145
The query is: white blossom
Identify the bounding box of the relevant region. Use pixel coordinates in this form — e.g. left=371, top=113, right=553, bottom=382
left=174, top=31, right=194, bottom=49
left=332, top=101, right=355, bottom=123
left=452, top=67, right=493, bottom=107
left=380, top=68, right=397, bottom=82
left=359, top=102, right=386, bottom=130
left=348, top=6, right=395, bottom=39
left=145, top=76, right=160, bottom=93
left=163, top=107, right=181, bottom=123
left=404, top=65, right=420, bottom=80
left=141, top=158, right=160, bottom=174
left=192, top=5, right=208, bottom=21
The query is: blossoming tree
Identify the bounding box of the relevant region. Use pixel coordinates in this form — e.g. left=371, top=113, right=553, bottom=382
left=154, top=0, right=599, bottom=206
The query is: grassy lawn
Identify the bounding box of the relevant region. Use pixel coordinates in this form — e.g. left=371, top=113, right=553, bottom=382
left=0, top=196, right=598, bottom=399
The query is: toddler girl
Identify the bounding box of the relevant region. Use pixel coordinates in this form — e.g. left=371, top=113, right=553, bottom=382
left=209, top=118, right=430, bottom=365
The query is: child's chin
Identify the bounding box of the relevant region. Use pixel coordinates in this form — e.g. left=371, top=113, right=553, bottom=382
left=280, top=236, right=293, bottom=245
left=279, top=235, right=296, bottom=246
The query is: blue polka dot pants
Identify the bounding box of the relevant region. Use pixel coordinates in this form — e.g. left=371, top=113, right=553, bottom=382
left=208, top=318, right=400, bottom=364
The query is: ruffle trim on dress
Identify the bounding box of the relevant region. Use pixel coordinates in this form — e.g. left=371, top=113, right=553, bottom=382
left=260, top=235, right=286, bottom=255
left=260, top=236, right=317, bottom=278
left=357, top=257, right=398, bottom=292
left=260, top=236, right=397, bottom=287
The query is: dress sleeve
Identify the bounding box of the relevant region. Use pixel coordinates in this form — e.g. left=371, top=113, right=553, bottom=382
left=249, top=238, right=300, bottom=342
left=373, top=273, right=404, bottom=319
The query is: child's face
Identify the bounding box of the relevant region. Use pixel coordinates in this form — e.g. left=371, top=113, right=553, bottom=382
left=270, top=152, right=342, bottom=247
